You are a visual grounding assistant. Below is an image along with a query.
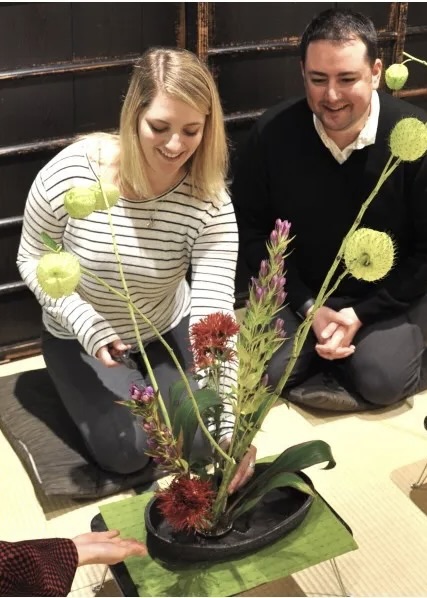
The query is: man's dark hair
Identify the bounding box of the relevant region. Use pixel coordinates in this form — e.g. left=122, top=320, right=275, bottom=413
left=300, top=8, right=378, bottom=66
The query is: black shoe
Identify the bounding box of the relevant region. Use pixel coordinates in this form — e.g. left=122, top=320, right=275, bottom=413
left=283, top=371, right=375, bottom=412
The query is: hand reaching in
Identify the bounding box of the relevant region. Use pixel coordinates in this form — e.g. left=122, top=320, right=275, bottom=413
left=73, top=530, right=147, bottom=566
left=226, top=444, right=257, bottom=495
left=96, top=339, right=131, bottom=368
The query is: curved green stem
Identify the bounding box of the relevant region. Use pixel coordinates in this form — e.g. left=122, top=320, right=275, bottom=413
left=83, top=267, right=231, bottom=461
left=273, top=155, right=401, bottom=397
left=95, top=179, right=171, bottom=428
left=403, top=52, right=427, bottom=67
left=80, top=169, right=231, bottom=462
left=223, top=156, right=402, bottom=480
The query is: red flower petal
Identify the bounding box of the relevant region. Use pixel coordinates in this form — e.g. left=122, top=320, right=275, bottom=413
left=190, top=313, right=239, bottom=370
left=156, top=476, right=216, bottom=532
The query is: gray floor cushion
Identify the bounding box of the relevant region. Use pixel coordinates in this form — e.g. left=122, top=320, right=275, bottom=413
left=0, top=369, right=164, bottom=499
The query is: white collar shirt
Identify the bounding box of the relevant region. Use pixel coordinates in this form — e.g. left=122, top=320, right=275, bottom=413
left=313, top=90, right=380, bottom=164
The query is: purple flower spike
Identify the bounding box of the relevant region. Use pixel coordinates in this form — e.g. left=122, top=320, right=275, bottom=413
left=274, top=318, right=285, bottom=332
left=259, top=260, right=269, bottom=278
left=255, top=286, right=266, bottom=303
left=146, top=438, right=158, bottom=450
left=274, top=255, right=284, bottom=267
left=274, top=318, right=286, bottom=338
left=270, top=230, right=278, bottom=246
left=130, top=383, right=143, bottom=401
left=275, top=290, right=286, bottom=308
left=275, top=276, right=286, bottom=293
left=275, top=219, right=291, bottom=239
left=141, top=386, right=155, bottom=403
left=143, top=422, right=155, bottom=432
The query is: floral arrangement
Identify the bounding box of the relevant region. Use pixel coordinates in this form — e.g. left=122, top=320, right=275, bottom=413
left=35, top=62, right=427, bottom=535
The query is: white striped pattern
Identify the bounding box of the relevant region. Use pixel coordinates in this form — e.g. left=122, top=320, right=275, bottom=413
left=17, top=141, right=239, bottom=415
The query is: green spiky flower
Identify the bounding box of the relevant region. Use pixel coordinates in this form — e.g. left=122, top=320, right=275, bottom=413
left=385, top=63, right=409, bottom=90
left=36, top=252, right=81, bottom=298
left=389, top=118, right=427, bottom=162
left=344, top=228, right=395, bottom=282
left=64, top=187, right=97, bottom=219
left=92, top=181, right=120, bottom=210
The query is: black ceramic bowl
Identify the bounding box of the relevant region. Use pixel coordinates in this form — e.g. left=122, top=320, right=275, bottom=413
left=145, top=473, right=314, bottom=563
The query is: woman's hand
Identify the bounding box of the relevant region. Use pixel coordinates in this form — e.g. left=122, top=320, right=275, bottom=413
left=96, top=339, right=131, bottom=368
left=73, top=530, right=147, bottom=566
left=227, top=444, right=257, bottom=495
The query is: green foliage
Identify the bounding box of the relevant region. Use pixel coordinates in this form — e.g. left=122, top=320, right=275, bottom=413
left=40, top=232, right=61, bottom=252
left=170, top=381, right=223, bottom=462
left=225, top=440, right=334, bottom=520
left=228, top=472, right=313, bottom=520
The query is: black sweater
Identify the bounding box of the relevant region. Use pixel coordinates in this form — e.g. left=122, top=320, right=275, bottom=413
left=231, top=92, right=427, bottom=325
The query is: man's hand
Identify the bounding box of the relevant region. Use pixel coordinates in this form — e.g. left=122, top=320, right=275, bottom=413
left=73, top=530, right=147, bottom=566
left=224, top=443, right=257, bottom=495
left=314, top=307, right=362, bottom=361
left=310, top=305, right=353, bottom=343
left=95, top=339, right=131, bottom=368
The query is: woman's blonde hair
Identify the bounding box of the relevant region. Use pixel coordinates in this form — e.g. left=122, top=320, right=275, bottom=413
left=119, top=47, right=228, bottom=205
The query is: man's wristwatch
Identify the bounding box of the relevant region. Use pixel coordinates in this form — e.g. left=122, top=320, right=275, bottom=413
left=296, top=298, right=315, bottom=320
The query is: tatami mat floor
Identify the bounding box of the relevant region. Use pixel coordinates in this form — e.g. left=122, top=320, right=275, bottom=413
left=1, top=353, right=426, bottom=597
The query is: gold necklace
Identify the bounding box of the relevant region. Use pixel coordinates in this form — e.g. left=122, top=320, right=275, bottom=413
left=144, top=170, right=188, bottom=228
left=145, top=199, right=161, bottom=228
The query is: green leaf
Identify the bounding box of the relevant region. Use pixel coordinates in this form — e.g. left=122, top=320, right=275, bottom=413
left=258, top=441, right=336, bottom=481
left=227, top=440, right=335, bottom=520
left=238, top=325, right=252, bottom=342
left=251, top=440, right=335, bottom=491
left=229, top=472, right=313, bottom=520
left=171, top=388, right=223, bottom=461
left=169, top=379, right=187, bottom=423
left=40, top=232, right=62, bottom=252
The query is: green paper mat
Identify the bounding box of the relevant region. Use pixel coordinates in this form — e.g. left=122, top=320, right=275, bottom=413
left=100, top=491, right=357, bottom=597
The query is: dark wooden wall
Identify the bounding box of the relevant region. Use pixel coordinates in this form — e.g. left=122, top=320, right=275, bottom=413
left=1, top=2, right=426, bottom=361
left=0, top=3, right=179, bottom=359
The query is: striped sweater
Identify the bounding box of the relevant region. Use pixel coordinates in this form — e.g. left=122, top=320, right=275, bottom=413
left=17, top=141, right=238, bottom=393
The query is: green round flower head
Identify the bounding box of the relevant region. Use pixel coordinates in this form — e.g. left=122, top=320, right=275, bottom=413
left=385, top=63, right=409, bottom=91
left=92, top=181, right=120, bottom=210
left=389, top=118, right=427, bottom=162
left=36, top=252, right=81, bottom=299
left=64, top=187, right=97, bottom=218
left=344, top=228, right=395, bottom=282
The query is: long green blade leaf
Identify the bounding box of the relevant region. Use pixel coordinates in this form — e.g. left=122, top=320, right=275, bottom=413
left=172, top=388, right=223, bottom=461
left=229, top=440, right=335, bottom=515
left=229, top=472, right=313, bottom=520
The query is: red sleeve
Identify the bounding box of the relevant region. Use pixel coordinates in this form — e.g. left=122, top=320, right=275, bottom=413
left=0, top=538, right=78, bottom=596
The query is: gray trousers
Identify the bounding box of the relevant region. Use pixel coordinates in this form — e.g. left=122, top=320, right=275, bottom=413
left=42, top=316, right=200, bottom=475
left=267, top=295, right=427, bottom=406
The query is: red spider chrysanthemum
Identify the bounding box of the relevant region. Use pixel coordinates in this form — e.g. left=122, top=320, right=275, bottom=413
left=190, top=312, right=239, bottom=370
left=156, top=475, right=216, bottom=532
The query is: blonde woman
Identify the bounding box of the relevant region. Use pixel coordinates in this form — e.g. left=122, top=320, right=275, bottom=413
left=18, top=48, right=255, bottom=486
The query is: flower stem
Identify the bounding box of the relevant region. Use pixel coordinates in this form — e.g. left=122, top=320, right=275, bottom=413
left=94, top=179, right=172, bottom=429
left=83, top=159, right=231, bottom=463
left=273, top=155, right=401, bottom=397
left=82, top=267, right=231, bottom=462
left=403, top=52, right=427, bottom=67
left=227, top=157, right=402, bottom=468
left=211, top=463, right=237, bottom=523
